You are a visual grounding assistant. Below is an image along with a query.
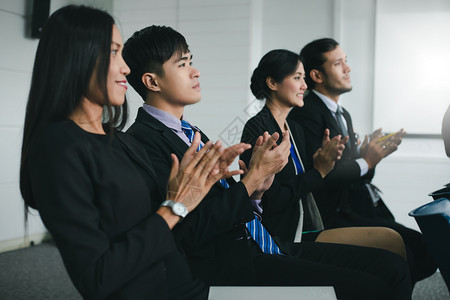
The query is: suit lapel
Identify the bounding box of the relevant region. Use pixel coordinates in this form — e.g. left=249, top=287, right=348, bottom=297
left=342, top=108, right=354, bottom=139
left=260, top=106, right=299, bottom=176
left=186, top=121, right=238, bottom=188
left=309, top=92, right=358, bottom=157
left=310, top=92, right=342, bottom=137
left=190, top=124, right=210, bottom=145
left=185, top=123, right=232, bottom=188
left=288, top=120, right=308, bottom=168
left=136, top=108, right=190, bottom=159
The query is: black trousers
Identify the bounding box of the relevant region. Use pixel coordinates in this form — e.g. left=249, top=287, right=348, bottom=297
left=252, top=241, right=411, bottom=300
left=327, top=212, right=437, bottom=284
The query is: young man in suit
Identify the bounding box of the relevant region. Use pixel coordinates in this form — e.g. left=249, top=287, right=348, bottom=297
left=288, top=38, right=437, bottom=284
left=122, top=26, right=412, bottom=299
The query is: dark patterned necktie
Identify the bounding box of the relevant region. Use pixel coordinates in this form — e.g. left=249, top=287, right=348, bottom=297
left=335, top=106, right=349, bottom=138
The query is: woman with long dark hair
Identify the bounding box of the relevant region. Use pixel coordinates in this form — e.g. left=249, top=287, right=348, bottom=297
left=20, top=5, right=232, bottom=299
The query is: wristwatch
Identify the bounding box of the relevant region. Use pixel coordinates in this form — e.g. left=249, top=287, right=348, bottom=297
left=161, top=200, right=188, bottom=219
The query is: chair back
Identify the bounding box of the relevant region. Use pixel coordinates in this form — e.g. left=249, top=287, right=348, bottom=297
left=409, top=198, right=450, bottom=291
left=429, top=184, right=450, bottom=200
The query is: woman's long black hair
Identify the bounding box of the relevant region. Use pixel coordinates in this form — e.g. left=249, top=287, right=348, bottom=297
left=20, top=5, right=128, bottom=212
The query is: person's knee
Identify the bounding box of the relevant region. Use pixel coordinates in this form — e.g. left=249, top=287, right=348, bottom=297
left=374, top=227, right=407, bottom=259
left=382, top=227, right=404, bottom=244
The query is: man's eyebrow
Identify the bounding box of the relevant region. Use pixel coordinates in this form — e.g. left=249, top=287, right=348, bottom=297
left=175, top=53, right=193, bottom=63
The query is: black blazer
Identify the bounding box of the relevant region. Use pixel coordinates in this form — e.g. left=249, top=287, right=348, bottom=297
left=288, top=91, right=377, bottom=225
left=26, top=120, right=207, bottom=299
left=127, top=108, right=262, bottom=286
left=240, top=106, right=324, bottom=241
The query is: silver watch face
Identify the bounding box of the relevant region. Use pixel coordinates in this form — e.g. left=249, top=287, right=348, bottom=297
left=172, top=202, right=187, bottom=217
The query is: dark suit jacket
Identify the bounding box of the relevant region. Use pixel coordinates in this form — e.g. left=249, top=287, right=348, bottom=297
left=27, top=120, right=207, bottom=299
left=240, top=106, right=324, bottom=241
left=288, top=91, right=382, bottom=226
left=127, top=108, right=263, bottom=286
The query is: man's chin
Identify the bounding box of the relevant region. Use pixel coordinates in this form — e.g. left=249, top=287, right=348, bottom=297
left=338, top=86, right=352, bottom=94
left=185, top=97, right=202, bottom=106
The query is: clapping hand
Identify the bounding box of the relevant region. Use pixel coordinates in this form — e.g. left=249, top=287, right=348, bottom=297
left=241, top=131, right=291, bottom=198
left=313, top=129, right=347, bottom=177
left=167, top=132, right=225, bottom=213
left=217, top=142, right=251, bottom=180
left=238, top=132, right=278, bottom=199
left=378, top=129, right=406, bottom=156
left=360, top=128, right=406, bottom=169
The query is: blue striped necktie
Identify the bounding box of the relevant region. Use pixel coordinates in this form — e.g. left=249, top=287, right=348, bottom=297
left=181, top=119, right=282, bottom=255
left=246, top=213, right=283, bottom=254
left=181, top=120, right=229, bottom=188
left=181, top=120, right=202, bottom=151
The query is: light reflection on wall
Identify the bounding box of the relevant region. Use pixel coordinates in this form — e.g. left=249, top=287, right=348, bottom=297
left=373, top=0, right=450, bottom=134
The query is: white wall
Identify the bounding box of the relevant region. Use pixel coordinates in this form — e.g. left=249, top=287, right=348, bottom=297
left=0, top=1, right=44, bottom=251
left=374, top=0, right=450, bottom=134
left=1, top=0, right=448, bottom=250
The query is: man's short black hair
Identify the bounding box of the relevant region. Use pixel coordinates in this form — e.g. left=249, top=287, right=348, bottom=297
left=123, top=25, right=190, bottom=101
left=300, top=38, right=339, bottom=89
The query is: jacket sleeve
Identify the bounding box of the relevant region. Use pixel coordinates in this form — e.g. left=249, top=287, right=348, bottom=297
left=126, top=124, right=255, bottom=247
left=28, top=129, right=177, bottom=299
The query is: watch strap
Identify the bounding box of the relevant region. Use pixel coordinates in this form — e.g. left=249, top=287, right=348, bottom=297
left=161, top=200, right=188, bottom=219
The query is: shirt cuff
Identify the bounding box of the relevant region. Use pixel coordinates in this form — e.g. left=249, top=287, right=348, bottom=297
left=356, top=158, right=369, bottom=176
left=250, top=199, right=263, bottom=214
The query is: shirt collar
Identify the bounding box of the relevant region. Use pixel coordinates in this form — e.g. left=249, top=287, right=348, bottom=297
left=312, top=90, right=341, bottom=114
left=143, top=104, right=183, bottom=132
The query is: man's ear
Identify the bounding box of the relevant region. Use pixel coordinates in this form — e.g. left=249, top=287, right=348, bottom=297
left=310, top=69, right=323, bottom=84
left=266, top=76, right=278, bottom=91
left=142, top=73, right=160, bottom=92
